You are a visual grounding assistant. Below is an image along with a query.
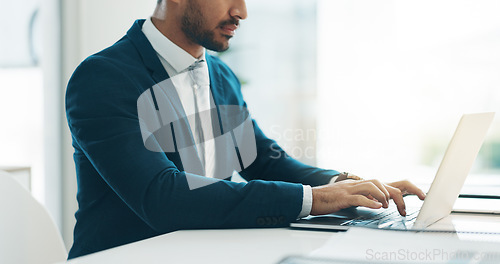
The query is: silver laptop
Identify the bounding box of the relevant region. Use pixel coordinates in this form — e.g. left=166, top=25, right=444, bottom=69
left=291, top=112, right=495, bottom=232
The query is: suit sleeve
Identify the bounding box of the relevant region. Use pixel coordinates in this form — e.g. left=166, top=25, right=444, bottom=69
left=66, top=57, right=304, bottom=232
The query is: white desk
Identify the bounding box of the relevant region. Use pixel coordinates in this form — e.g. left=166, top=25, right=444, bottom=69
left=60, top=214, right=500, bottom=264
left=62, top=228, right=332, bottom=264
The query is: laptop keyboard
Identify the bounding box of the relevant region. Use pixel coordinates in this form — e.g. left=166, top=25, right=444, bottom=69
left=342, top=207, right=419, bottom=228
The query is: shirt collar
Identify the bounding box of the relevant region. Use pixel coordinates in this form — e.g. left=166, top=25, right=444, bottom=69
left=142, top=17, right=206, bottom=73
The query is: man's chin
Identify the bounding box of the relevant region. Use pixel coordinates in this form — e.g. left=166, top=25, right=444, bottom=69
left=218, top=43, right=231, bottom=52
left=194, top=31, right=233, bottom=52
left=204, top=40, right=231, bottom=52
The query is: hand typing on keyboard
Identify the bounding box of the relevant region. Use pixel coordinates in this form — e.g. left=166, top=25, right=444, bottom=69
left=310, top=179, right=426, bottom=217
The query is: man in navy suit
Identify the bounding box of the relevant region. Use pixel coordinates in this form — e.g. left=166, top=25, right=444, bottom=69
left=66, top=0, right=426, bottom=259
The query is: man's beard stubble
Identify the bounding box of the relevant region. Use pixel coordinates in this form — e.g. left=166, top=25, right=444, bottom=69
left=181, top=1, right=238, bottom=52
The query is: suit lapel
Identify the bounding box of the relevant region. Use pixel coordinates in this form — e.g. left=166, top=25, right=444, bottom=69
left=206, top=55, right=225, bottom=106
left=127, top=19, right=193, bottom=123
left=127, top=20, right=233, bottom=173
left=127, top=19, right=196, bottom=154
left=126, top=19, right=170, bottom=85
left=206, top=55, right=227, bottom=134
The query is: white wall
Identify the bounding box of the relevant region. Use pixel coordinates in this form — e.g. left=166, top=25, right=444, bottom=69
left=60, top=0, right=155, bottom=249
left=317, top=0, right=500, bottom=182
left=42, top=0, right=63, bottom=242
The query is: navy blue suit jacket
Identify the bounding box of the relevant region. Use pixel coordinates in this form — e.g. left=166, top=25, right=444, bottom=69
left=66, top=20, right=338, bottom=259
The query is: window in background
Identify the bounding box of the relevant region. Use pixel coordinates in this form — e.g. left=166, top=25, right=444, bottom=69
left=317, top=0, right=500, bottom=190
left=0, top=0, right=44, bottom=200
left=220, top=0, right=319, bottom=166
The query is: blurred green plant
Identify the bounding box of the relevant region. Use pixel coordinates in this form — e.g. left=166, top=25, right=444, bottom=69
left=422, top=138, right=500, bottom=171
left=480, top=140, right=500, bottom=170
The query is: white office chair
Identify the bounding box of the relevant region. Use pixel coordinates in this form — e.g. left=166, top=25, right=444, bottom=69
left=0, top=171, right=67, bottom=264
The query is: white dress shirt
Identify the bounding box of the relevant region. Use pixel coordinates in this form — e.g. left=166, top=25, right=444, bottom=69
left=141, top=18, right=313, bottom=218
left=142, top=18, right=217, bottom=179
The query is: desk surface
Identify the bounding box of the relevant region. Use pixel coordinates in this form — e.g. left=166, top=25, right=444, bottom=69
left=64, top=228, right=332, bottom=264
left=61, top=214, right=500, bottom=264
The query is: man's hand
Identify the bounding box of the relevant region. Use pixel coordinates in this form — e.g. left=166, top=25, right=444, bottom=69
left=310, top=179, right=426, bottom=216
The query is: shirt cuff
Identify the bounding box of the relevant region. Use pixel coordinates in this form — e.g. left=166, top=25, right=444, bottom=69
left=329, top=175, right=339, bottom=184
left=298, top=185, right=313, bottom=218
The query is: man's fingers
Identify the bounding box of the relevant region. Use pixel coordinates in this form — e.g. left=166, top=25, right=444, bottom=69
left=350, top=182, right=389, bottom=208
left=310, top=178, right=425, bottom=216
left=389, top=180, right=427, bottom=200
left=365, top=179, right=390, bottom=205
left=385, top=185, right=406, bottom=216
left=349, top=195, right=383, bottom=209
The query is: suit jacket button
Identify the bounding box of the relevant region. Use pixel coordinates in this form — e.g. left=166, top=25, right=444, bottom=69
left=257, top=217, right=266, bottom=226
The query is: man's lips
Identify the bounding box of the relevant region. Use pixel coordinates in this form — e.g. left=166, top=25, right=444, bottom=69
left=220, top=24, right=238, bottom=36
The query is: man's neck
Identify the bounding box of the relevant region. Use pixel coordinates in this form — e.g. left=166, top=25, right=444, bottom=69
left=151, top=17, right=204, bottom=59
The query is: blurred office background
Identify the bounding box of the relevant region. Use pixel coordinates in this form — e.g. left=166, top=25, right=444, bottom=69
left=0, top=0, right=499, bottom=249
